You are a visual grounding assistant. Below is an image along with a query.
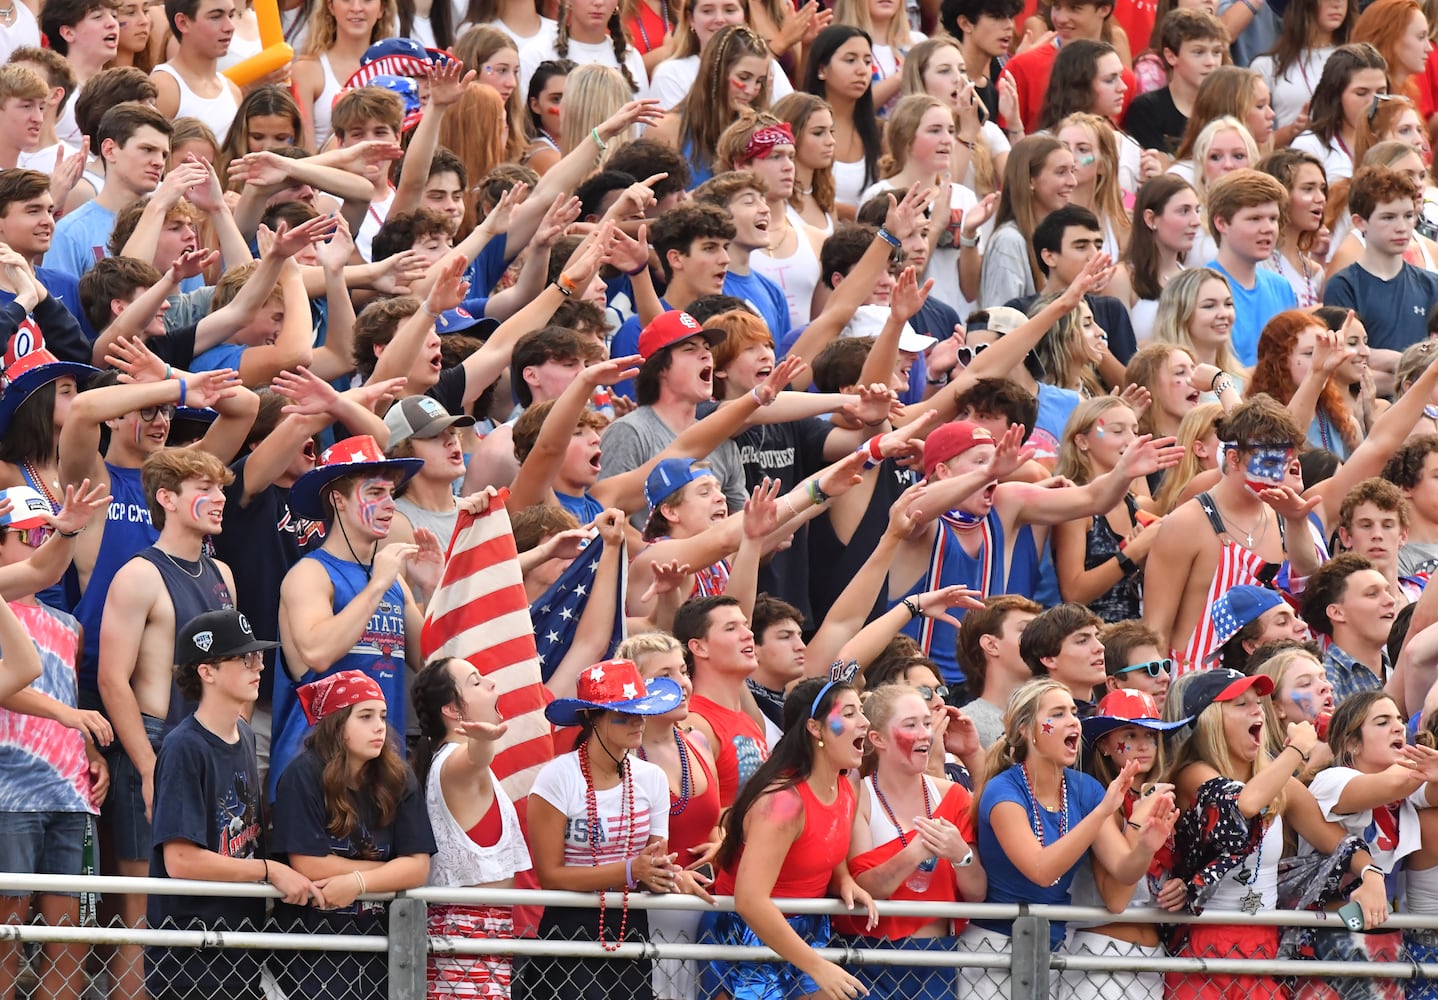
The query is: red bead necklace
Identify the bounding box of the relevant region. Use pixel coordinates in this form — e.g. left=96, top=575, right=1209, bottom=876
left=580, top=739, right=637, bottom=951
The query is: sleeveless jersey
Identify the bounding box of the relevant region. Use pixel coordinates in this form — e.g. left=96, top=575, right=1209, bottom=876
left=134, top=548, right=233, bottom=724
left=901, top=508, right=1007, bottom=687
left=268, top=549, right=408, bottom=799
left=688, top=694, right=767, bottom=807
left=75, top=463, right=157, bottom=694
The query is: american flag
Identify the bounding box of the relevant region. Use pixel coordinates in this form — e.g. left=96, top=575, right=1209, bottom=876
left=420, top=493, right=554, bottom=803
left=531, top=535, right=627, bottom=692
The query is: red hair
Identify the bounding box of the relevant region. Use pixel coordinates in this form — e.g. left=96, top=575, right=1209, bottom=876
left=1355, top=0, right=1424, bottom=91
left=1246, top=310, right=1360, bottom=450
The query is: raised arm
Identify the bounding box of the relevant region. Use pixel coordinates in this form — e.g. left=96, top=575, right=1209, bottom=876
left=392, top=61, right=474, bottom=217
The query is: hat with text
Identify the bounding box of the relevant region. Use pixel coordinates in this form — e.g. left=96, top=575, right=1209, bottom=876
left=177, top=609, right=279, bottom=668
left=0, top=485, right=53, bottom=530
left=384, top=395, right=476, bottom=448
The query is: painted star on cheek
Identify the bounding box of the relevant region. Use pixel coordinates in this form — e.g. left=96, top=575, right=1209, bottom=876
left=1116, top=741, right=1130, bottom=754
left=1042, top=720, right=1054, bottom=734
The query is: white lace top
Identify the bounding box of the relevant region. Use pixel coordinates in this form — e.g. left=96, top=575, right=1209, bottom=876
left=425, top=742, right=531, bottom=888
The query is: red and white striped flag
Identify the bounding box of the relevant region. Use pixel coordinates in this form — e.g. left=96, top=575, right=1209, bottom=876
left=421, top=491, right=554, bottom=804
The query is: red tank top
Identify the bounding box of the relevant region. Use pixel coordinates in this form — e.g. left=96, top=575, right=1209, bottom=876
left=714, top=778, right=856, bottom=899
left=689, top=694, right=768, bottom=807
left=667, top=730, right=722, bottom=867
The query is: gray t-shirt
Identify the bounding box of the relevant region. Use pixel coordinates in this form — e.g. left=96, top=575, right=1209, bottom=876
left=598, top=403, right=749, bottom=528
left=958, top=697, right=1005, bottom=750
left=1400, top=540, right=1438, bottom=578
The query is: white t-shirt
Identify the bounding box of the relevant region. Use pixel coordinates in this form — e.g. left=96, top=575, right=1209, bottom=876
left=520, top=32, right=648, bottom=97
left=645, top=54, right=794, bottom=111
left=1306, top=765, right=1430, bottom=876
left=1251, top=48, right=1333, bottom=130
left=1291, top=131, right=1354, bottom=182
left=529, top=751, right=670, bottom=866
left=858, top=178, right=980, bottom=316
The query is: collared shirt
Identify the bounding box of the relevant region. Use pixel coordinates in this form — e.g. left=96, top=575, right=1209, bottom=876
left=1323, top=643, right=1390, bottom=705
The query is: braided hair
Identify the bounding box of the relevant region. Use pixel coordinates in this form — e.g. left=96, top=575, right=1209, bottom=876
left=556, top=0, right=640, bottom=93
left=410, top=657, right=463, bottom=787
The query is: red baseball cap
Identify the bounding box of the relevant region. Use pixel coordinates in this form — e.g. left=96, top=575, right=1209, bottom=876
left=923, top=421, right=995, bottom=477
left=637, top=311, right=725, bottom=361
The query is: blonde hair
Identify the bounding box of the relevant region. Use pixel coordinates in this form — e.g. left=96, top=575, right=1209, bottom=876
left=559, top=64, right=633, bottom=160
left=898, top=39, right=997, bottom=194
left=617, top=632, right=684, bottom=671
left=861, top=683, right=930, bottom=776
left=1057, top=112, right=1131, bottom=251
left=1153, top=401, right=1224, bottom=514
left=1150, top=267, right=1245, bottom=373
left=1167, top=696, right=1287, bottom=816
left=1055, top=396, right=1135, bottom=485
left=1190, top=116, right=1262, bottom=204
left=833, top=0, right=914, bottom=48
left=303, top=0, right=396, bottom=54
left=879, top=94, right=947, bottom=179
left=975, top=678, right=1071, bottom=812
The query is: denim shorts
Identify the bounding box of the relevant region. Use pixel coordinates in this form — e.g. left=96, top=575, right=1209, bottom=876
left=102, top=715, right=168, bottom=862
left=0, top=811, right=91, bottom=895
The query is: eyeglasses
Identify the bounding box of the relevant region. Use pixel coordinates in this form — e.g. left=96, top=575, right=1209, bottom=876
left=917, top=684, right=949, bottom=702
left=219, top=652, right=264, bottom=668
left=139, top=403, right=177, bottom=423
left=3, top=525, right=52, bottom=547
left=1116, top=659, right=1172, bottom=678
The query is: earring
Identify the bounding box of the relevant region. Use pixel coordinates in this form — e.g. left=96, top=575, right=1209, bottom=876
left=818, top=739, right=825, bottom=748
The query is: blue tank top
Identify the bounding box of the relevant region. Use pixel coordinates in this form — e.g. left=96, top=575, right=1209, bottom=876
left=268, top=548, right=408, bottom=800
left=18, top=465, right=70, bottom=612
left=899, top=507, right=1007, bottom=687
left=134, top=548, right=233, bottom=724
left=75, top=463, right=158, bottom=695
left=682, top=134, right=714, bottom=187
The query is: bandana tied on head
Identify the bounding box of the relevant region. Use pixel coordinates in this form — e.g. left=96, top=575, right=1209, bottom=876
left=743, top=123, right=795, bottom=163
left=297, top=670, right=385, bottom=724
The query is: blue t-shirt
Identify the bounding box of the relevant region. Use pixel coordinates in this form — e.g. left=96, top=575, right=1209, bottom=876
left=44, top=200, right=117, bottom=279
left=976, top=764, right=1106, bottom=948
left=191, top=342, right=245, bottom=374
left=1207, top=260, right=1296, bottom=367
left=556, top=490, right=603, bottom=524
left=724, top=270, right=792, bottom=343
left=1032, top=383, right=1081, bottom=461
left=34, top=266, right=95, bottom=341
left=1322, top=261, right=1438, bottom=353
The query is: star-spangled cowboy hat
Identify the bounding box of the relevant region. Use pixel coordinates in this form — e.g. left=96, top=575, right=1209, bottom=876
left=1081, top=688, right=1190, bottom=744
left=0, top=347, right=97, bottom=437
left=288, top=434, right=423, bottom=519
left=544, top=659, right=684, bottom=727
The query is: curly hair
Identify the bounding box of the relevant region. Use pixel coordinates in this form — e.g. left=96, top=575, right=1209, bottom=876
left=305, top=704, right=411, bottom=848
left=1246, top=310, right=1359, bottom=451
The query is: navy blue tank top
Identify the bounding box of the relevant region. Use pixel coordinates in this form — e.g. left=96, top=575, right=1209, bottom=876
left=134, top=547, right=232, bottom=724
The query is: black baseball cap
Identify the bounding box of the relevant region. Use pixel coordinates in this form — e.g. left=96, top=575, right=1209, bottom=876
left=177, top=610, right=279, bottom=668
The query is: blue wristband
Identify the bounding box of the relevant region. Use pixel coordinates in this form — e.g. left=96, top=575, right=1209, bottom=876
left=177, top=379, right=187, bottom=408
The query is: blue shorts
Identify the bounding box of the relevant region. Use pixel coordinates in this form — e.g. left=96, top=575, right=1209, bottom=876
left=848, top=934, right=959, bottom=1000
left=699, top=910, right=829, bottom=1000
left=102, top=715, right=168, bottom=862
left=0, top=811, right=90, bottom=895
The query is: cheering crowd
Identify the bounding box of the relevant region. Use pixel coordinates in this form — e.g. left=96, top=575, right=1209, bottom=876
left=10, top=0, right=1438, bottom=996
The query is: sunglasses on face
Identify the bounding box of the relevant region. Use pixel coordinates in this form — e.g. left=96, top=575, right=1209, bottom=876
left=917, top=684, right=949, bottom=702
left=955, top=343, right=989, bottom=367
left=139, top=403, right=177, bottom=423
left=1115, top=658, right=1172, bottom=678
left=4, top=525, right=52, bottom=547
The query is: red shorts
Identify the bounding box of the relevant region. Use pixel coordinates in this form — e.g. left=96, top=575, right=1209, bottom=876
left=1167, top=922, right=1285, bottom=1000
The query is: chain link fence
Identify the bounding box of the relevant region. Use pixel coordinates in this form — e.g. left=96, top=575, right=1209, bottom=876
left=3, top=874, right=1438, bottom=999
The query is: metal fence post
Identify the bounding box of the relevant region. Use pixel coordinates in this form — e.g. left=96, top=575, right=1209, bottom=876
left=1009, top=913, right=1051, bottom=1000
left=388, top=895, right=427, bottom=1000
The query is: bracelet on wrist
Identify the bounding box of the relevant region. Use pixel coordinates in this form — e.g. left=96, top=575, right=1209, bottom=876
left=1283, top=742, right=1311, bottom=763
left=555, top=273, right=580, bottom=297
left=1362, top=864, right=1386, bottom=881
left=177, top=379, right=187, bottom=408
left=901, top=597, right=922, bottom=620
left=625, top=857, right=637, bottom=889
left=591, top=126, right=608, bottom=152
left=625, top=261, right=648, bottom=277
left=876, top=227, right=902, bottom=249
left=751, top=386, right=773, bottom=407
left=57, top=527, right=83, bottom=538
left=806, top=478, right=832, bottom=505
left=1126, top=820, right=1142, bottom=832
left=353, top=869, right=366, bottom=895
left=958, top=231, right=980, bottom=249
left=261, top=859, right=270, bottom=884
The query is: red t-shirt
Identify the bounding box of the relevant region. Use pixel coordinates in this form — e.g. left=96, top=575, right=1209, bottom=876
left=1004, top=39, right=1137, bottom=133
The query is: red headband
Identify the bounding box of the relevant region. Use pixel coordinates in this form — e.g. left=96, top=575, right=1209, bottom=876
left=743, top=123, right=795, bottom=162
left=297, top=670, right=386, bottom=724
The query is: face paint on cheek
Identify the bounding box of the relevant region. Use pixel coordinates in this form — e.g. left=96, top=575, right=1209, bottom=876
left=1242, top=444, right=1293, bottom=493
left=190, top=496, right=207, bottom=521
left=355, top=477, right=392, bottom=529
left=893, top=730, right=919, bottom=755
left=1115, top=740, right=1129, bottom=754
left=828, top=708, right=845, bottom=736
left=1041, top=719, right=1054, bottom=734
left=1291, top=690, right=1315, bottom=719
left=1094, top=420, right=1106, bottom=438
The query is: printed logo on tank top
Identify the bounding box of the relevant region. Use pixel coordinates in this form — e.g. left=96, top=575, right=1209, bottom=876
left=356, top=599, right=405, bottom=678
left=108, top=499, right=153, bottom=526
left=733, top=735, right=764, bottom=788
left=276, top=508, right=326, bottom=546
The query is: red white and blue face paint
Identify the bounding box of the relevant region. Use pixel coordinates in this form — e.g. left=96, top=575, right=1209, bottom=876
left=356, top=476, right=396, bottom=534
left=1240, top=443, right=1293, bottom=496
left=190, top=495, right=209, bottom=522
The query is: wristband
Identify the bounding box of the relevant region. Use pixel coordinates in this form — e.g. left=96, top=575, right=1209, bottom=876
left=1115, top=551, right=1138, bottom=576
left=806, top=478, right=832, bottom=505
left=956, top=850, right=974, bottom=867
left=261, top=859, right=270, bottom=883
left=555, top=273, right=579, bottom=297
left=751, top=386, right=773, bottom=407
left=877, top=227, right=902, bottom=248
left=957, top=232, right=980, bottom=249
left=625, top=857, right=637, bottom=889
left=164, top=364, right=173, bottom=380
left=1362, top=864, right=1386, bottom=880
left=591, top=127, right=608, bottom=152
left=57, top=527, right=83, bottom=538
left=626, top=261, right=648, bottom=276
left=866, top=434, right=884, bottom=464
left=1212, top=373, right=1234, bottom=395
left=1283, top=742, right=1311, bottom=763
left=177, top=379, right=187, bottom=408
left=901, top=597, right=922, bottom=620
left=354, top=869, right=366, bottom=895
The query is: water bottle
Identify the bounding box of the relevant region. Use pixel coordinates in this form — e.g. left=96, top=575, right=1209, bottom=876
left=905, top=854, right=937, bottom=892
left=592, top=386, right=615, bottom=420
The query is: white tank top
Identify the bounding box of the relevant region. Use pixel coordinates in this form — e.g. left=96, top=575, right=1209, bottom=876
left=1206, top=813, right=1283, bottom=913
left=424, top=741, right=531, bottom=888
left=1407, top=864, right=1438, bottom=915
left=752, top=208, right=823, bottom=330
left=153, top=64, right=241, bottom=141
left=832, top=157, right=869, bottom=210
left=313, top=52, right=344, bottom=148
left=1130, top=298, right=1158, bottom=344
left=860, top=773, right=943, bottom=845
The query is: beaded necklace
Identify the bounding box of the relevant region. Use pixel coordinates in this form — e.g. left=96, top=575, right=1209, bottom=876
left=637, top=725, right=692, bottom=815
left=868, top=768, right=932, bottom=844
left=21, top=461, right=59, bottom=511
left=1020, top=761, right=1068, bottom=887
left=579, top=740, right=636, bottom=950
left=1270, top=249, right=1316, bottom=307
left=1235, top=817, right=1269, bottom=915
left=634, top=0, right=670, bottom=51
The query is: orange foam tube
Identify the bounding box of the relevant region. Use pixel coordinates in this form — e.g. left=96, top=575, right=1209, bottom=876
left=222, top=42, right=294, bottom=86
left=255, top=0, right=284, bottom=47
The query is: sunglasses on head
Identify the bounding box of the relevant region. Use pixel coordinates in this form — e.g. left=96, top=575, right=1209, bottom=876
left=917, top=684, right=949, bottom=702
left=139, top=403, right=177, bottom=423
left=1115, top=659, right=1172, bottom=678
